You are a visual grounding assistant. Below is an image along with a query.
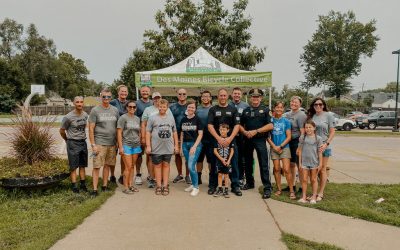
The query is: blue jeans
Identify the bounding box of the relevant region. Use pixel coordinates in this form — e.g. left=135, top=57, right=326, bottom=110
left=182, top=142, right=203, bottom=188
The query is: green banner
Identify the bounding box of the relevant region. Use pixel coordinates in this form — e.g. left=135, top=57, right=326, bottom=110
left=135, top=72, right=272, bottom=88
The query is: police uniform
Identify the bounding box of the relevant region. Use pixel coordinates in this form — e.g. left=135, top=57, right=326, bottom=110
left=241, top=89, right=272, bottom=196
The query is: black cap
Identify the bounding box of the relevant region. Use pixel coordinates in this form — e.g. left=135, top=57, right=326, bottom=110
left=249, top=88, right=264, bottom=97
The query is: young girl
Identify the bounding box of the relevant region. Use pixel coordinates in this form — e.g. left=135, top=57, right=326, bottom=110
left=298, top=119, right=323, bottom=204
left=146, top=99, right=179, bottom=196
left=267, top=101, right=295, bottom=199
left=213, top=123, right=235, bottom=198
left=180, top=99, right=203, bottom=196
left=117, top=100, right=142, bottom=194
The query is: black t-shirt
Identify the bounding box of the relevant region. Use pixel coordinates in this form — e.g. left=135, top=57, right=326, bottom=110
left=241, top=104, right=271, bottom=138
left=181, top=115, right=204, bottom=142
left=208, top=105, right=240, bottom=137
left=214, top=140, right=235, bottom=166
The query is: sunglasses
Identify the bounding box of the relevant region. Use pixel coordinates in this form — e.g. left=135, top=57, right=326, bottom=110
left=178, top=93, right=187, bottom=96
left=314, top=103, right=323, bottom=107
left=102, top=95, right=112, bottom=99
left=127, top=105, right=136, bottom=109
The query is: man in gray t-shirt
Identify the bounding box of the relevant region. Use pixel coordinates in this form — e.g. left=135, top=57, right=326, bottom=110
left=88, top=88, right=120, bottom=196
left=59, top=96, right=88, bottom=193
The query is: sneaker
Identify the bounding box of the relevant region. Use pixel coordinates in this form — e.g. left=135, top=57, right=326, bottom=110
left=184, top=185, right=194, bottom=192
left=80, top=185, right=88, bottom=192
left=208, top=187, right=216, bottom=195
left=262, top=192, right=271, bottom=199
left=185, top=175, right=191, bottom=184
left=110, top=176, right=117, bottom=183
left=242, top=183, right=255, bottom=190
left=172, top=175, right=184, bottom=183
left=223, top=188, right=230, bottom=198
left=90, top=190, right=98, bottom=197
left=190, top=188, right=199, bottom=196
left=118, top=176, right=124, bottom=185
left=72, top=187, right=79, bottom=193
left=135, top=175, right=143, bottom=185
left=310, top=199, right=317, bottom=204
left=147, top=179, right=155, bottom=188
left=298, top=198, right=308, bottom=203
left=213, top=187, right=223, bottom=197
left=239, top=179, right=245, bottom=189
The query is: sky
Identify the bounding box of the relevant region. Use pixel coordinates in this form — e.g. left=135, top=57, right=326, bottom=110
left=1, top=0, right=399, bottom=93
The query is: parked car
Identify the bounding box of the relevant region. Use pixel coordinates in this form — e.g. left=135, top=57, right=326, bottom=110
left=362, top=111, right=400, bottom=129
left=356, top=114, right=369, bottom=129
left=329, top=112, right=357, bottom=131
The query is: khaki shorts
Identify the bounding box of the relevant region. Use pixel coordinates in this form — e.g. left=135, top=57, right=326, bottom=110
left=93, top=145, right=117, bottom=168
left=271, top=147, right=291, bottom=160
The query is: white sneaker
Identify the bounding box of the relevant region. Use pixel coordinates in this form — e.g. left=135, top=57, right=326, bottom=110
left=135, top=175, right=143, bottom=185
left=184, top=185, right=194, bottom=192
left=310, top=199, right=317, bottom=204
left=190, top=188, right=199, bottom=196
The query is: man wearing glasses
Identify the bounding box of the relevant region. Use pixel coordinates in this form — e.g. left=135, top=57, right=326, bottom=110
left=170, top=88, right=190, bottom=184
left=88, top=88, right=120, bottom=196
left=110, top=84, right=129, bottom=184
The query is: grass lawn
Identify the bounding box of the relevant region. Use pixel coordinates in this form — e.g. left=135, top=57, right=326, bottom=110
left=263, top=183, right=400, bottom=227
left=0, top=178, right=115, bottom=250
left=0, top=114, right=14, bottom=118
left=282, top=232, right=343, bottom=250
left=336, top=131, right=400, bottom=137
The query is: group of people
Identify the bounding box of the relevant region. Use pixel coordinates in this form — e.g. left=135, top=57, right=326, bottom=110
left=60, top=84, right=335, bottom=202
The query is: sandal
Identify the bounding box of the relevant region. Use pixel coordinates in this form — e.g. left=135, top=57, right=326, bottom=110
left=122, top=189, right=134, bottom=195
left=289, top=192, right=297, bottom=200
left=316, top=194, right=324, bottom=202
left=298, top=198, right=307, bottom=203
left=274, top=190, right=282, bottom=196
left=155, top=186, right=162, bottom=195
left=162, top=185, right=170, bottom=196
left=129, top=186, right=139, bottom=192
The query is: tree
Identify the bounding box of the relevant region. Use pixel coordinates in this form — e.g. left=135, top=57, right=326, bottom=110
left=0, top=18, right=24, bottom=60
left=120, top=0, right=265, bottom=97
left=300, top=11, right=379, bottom=99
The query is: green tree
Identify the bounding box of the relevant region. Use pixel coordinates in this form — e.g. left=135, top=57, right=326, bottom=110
left=300, top=11, right=379, bottom=99
left=120, top=0, right=265, bottom=96
left=0, top=18, right=24, bottom=60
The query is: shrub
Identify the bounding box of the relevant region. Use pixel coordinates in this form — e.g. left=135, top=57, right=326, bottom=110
left=9, top=105, right=57, bottom=165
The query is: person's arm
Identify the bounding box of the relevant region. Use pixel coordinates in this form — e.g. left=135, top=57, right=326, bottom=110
left=208, top=124, right=223, bottom=145
left=267, top=135, right=280, bottom=153
left=88, top=122, right=99, bottom=154
left=59, top=128, right=67, bottom=141
left=298, top=144, right=303, bottom=169
left=280, top=129, right=292, bottom=148
left=173, top=131, right=179, bottom=154
left=190, top=130, right=203, bottom=155
left=180, top=131, right=184, bottom=154
left=145, top=130, right=151, bottom=154
left=226, top=124, right=239, bottom=144
left=117, top=128, right=124, bottom=155
left=141, top=120, right=147, bottom=145
left=226, top=147, right=234, bottom=166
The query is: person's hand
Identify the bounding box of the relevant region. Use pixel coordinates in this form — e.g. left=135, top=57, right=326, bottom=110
left=141, top=137, right=146, bottom=145
left=244, top=130, right=251, bottom=139
left=248, top=130, right=257, bottom=138
left=119, top=147, right=124, bottom=156
left=216, top=136, right=224, bottom=146
left=145, top=146, right=151, bottom=155
left=92, top=145, right=99, bottom=155
left=174, top=146, right=179, bottom=154
left=319, top=143, right=328, bottom=153
left=317, top=165, right=322, bottom=173
left=189, top=146, right=196, bottom=155
left=226, top=160, right=231, bottom=166
left=272, top=145, right=281, bottom=153
left=296, top=148, right=300, bottom=156
left=221, top=137, right=232, bottom=147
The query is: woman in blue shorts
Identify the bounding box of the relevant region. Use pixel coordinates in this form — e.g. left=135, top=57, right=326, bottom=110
left=117, top=100, right=142, bottom=194
left=307, top=98, right=335, bottom=201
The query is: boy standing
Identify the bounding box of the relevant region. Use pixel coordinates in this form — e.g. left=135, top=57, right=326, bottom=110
left=213, top=124, right=234, bottom=198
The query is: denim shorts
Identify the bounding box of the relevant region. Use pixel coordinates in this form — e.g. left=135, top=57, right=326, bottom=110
left=301, top=165, right=318, bottom=170
left=151, top=154, right=172, bottom=165
left=322, top=148, right=332, bottom=157
left=122, top=145, right=142, bottom=155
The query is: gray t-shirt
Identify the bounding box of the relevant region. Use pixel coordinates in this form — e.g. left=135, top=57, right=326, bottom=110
left=135, top=99, right=153, bottom=119
left=142, top=105, right=173, bottom=122
left=117, top=114, right=141, bottom=147
left=146, top=114, right=176, bottom=155
left=312, top=112, right=335, bottom=143
left=61, top=111, right=88, bottom=140
left=88, top=105, right=119, bottom=145
left=229, top=101, right=249, bottom=116
left=299, top=135, right=323, bottom=167
left=284, top=110, right=307, bottom=139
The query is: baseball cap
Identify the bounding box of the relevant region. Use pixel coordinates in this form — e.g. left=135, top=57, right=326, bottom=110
left=152, top=92, right=161, bottom=98
left=248, top=88, right=263, bottom=97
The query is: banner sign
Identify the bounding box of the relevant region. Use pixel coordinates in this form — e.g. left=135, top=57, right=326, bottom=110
left=135, top=72, right=272, bottom=88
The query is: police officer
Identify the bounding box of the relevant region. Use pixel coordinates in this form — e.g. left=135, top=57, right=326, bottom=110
left=240, top=88, right=273, bottom=199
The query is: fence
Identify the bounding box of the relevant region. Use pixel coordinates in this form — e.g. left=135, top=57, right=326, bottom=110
left=14, top=106, right=95, bottom=116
